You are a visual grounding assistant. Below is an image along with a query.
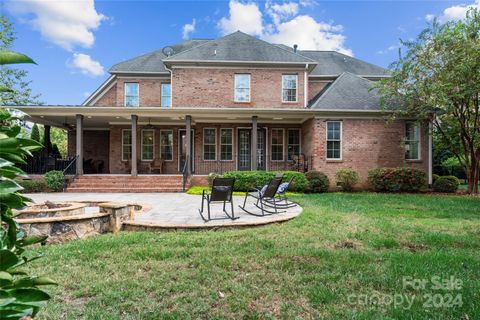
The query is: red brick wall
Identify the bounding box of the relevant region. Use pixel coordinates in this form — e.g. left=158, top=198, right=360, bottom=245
left=308, top=80, right=330, bottom=102
left=93, top=83, right=117, bottom=106
left=172, top=68, right=306, bottom=108
left=301, top=118, right=429, bottom=188
left=68, top=130, right=110, bottom=173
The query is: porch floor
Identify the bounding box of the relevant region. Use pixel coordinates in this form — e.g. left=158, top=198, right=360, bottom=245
left=24, top=193, right=302, bottom=229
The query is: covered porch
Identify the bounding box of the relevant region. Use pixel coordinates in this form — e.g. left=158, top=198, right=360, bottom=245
left=18, top=107, right=315, bottom=177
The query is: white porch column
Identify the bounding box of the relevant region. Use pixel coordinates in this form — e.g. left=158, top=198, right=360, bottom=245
left=186, top=115, right=192, bottom=175
left=75, top=114, right=83, bottom=175
left=131, top=115, right=138, bottom=176
left=251, top=116, right=258, bottom=170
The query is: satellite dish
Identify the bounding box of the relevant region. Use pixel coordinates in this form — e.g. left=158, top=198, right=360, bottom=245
left=162, top=46, right=175, bottom=57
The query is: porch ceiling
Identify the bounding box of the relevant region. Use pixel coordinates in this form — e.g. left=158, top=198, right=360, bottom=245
left=13, top=106, right=389, bottom=129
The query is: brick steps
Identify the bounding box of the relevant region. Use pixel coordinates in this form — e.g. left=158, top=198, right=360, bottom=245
left=67, top=175, right=187, bottom=193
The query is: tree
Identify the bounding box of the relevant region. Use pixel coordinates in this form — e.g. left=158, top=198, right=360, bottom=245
left=376, top=8, right=480, bottom=194
left=30, top=123, right=40, bottom=142
left=0, top=15, right=41, bottom=105
left=0, top=52, right=56, bottom=318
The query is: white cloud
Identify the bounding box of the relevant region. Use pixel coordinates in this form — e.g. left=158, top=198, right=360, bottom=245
left=182, top=19, right=196, bottom=40
left=376, top=44, right=399, bottom=55
left=7, top=0, right=106, bottom=51
left=426, top=0, right=480, bottom=23
left=83, top=91, right=91, bottom=98
left=218, top=0, right=352, bottom=55
left=71, top=53, right=104, bottom=77
left=218, top=0, right=263, bottom=36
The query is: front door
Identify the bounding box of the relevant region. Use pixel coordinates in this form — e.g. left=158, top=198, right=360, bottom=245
left=179, top=129, right=194, bottom=173
left=257, top=129, right=266, bottom=170
left=238, top=129, right=251, bottom=170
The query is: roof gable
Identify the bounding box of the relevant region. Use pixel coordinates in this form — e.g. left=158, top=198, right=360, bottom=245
left=309, top=72, right=382, bottom=110
left=163, top=31, right=316, bottom=64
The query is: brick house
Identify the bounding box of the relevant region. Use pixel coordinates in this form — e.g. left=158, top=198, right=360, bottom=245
left=19, top=31, right=432, bottom=191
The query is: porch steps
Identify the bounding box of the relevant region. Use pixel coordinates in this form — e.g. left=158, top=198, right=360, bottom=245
left=67, top=175, right=188, bottom=193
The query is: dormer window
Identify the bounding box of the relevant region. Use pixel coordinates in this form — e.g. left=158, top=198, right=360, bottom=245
left=282, top=75, right=297, bottom=102
left=125, top=83, right=139, bottom=107
left=234, top=74, right=250, bottom=102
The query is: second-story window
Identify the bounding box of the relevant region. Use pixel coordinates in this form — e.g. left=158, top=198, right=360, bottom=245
left=161, top=83, right=171, bottom=108
left=234, top=74, right=250, bottom=102
left=125, top=83, right=139, bottom=107
left=282, top=75, right=297, bottom=102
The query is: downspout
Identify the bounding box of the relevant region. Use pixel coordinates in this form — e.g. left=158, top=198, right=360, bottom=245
left=304, top=64, right=309, bottom=108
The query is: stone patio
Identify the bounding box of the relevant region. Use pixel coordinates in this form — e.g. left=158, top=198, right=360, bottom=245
left=25, top=193, right=302, bottom=230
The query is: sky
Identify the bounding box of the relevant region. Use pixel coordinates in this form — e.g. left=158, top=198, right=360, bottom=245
left=2, top=0, right=479, bottom=105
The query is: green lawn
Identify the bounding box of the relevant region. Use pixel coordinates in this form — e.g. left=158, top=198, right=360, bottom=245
left=26, top=193, right=480, bottom=319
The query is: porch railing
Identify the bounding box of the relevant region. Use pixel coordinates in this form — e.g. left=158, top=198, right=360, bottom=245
left=20, top=155, right=76, bottom=175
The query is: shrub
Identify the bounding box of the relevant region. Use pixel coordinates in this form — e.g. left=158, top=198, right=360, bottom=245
left=368, top=167, right=427, bottom=192
left=305, top=171, right=330, bottom=193
left=335, top=169, right=359, bottom=192
left=222, top=170, right=308, bottom=192
left=432, top=174, right=440, bottom=184
left=44, top=170, right=65, bottom=192
left=433, top=176, right=460, bottom=193
left=19, top=179, right=48, bottom=193
left=207, top=172, right=222, bottom=187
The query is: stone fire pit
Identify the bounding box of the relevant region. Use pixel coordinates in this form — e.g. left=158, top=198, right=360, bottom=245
left=16, top=201, right=139, bottom=243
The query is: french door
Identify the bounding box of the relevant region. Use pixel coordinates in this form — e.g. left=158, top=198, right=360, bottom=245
left=237, top=128, right=266, bottom=171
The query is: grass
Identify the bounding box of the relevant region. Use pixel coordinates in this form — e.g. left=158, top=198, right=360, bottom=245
left=26, top=193, right=480, bottom=319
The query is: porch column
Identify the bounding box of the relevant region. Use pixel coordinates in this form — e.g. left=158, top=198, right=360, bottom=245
left=131, top=115, right=138, bottom=176
left=75, top=114, right=83, bottom=175
left=186, top=115, right=192, bottom=174
left=44, top=125, right=51, bottom=155
left=251, top=116, right=258, bottom=170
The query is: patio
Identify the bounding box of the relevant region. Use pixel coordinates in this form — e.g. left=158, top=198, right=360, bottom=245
left=25, top=192, right=303, bottom=229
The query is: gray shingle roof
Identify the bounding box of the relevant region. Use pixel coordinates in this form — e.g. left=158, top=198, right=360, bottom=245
left=299, top=51, right=389, bottom=77
left=109, top=39, right=210, bottom=73
left=163, top=31, right=316, bottom=64
left=309, top=72, right=382, bottom=110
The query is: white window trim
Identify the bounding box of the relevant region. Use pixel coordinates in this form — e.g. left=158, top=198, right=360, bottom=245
left=405, top=122, right=422, bottom=161
left=141, top=129, right=155, bottom=161
left=220, top=128, right=234, bottom=161
left=326, top=121, right=343, bottom=161
left=281, top=74, right=298, bottom=103
left=161, top=83, right=172, bottom=108
left=234, top=74, right=251, bottom=103
left=270, top=128, right=285, bottom=162
left=203, top=128, right=217, bottom=161
left=124, top=82, right=139, bottom=107
left=287, top=128, right=302, bottom=161
left=159, top=130, right=174, bottom=161
left=121, top=129, right=132, bottom=161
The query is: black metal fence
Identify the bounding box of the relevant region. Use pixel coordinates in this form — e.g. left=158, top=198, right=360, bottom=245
left=20, top=155, right=76, bottom=175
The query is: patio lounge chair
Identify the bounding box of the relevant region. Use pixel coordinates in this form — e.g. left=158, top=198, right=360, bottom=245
left=199, top=177, right=238, bottom=222
left=239, top=175, right=286, bottom=216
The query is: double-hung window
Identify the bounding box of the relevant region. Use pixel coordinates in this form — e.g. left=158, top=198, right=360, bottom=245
left=124, top=83, right=139, bottom=107
left=271, top=128, right=284, bottom=161
left=161, top=83, right=171, bottom=108
left=203, top=128, right=216, bottom=161
left=122, top=129, right=132, bottom=161
left=234, top=74, right=250, bottom=102
left=141, top=130, right=154, bottom=161
left=287, top=129, right=300, bottom=161
left=220, top=128, right=233, bottom=161
left=282, top=75, right=297, bottom=102
left=326, top=121, right=342, bottom=160
left=160, top=130, right=173, bottom=160
left=405, top=122, right=421, bottom=160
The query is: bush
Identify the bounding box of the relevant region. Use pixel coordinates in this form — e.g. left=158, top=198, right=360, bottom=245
left=44, top=170, right=65, bottom=192
left=207, top=172, right=222, bottom=187
left=433, top=176, right=460, bottom=193
left=305, top=171, right=330, bottom=193
left=432, top=174, right=440, bottom=184
left=19, top=179, right=48, bottom=193
left=335, top=169, right=359, bottom=192
left=368, top=167, right=427, bottom=192
left=221, top=170, right=308, bottom=192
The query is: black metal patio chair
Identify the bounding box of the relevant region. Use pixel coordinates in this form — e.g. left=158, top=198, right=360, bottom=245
left=199, top=177, right=238, bottom=222
left=263, top=177, right=298, bottom=209
left=239, top=175, right=285, bottom=216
